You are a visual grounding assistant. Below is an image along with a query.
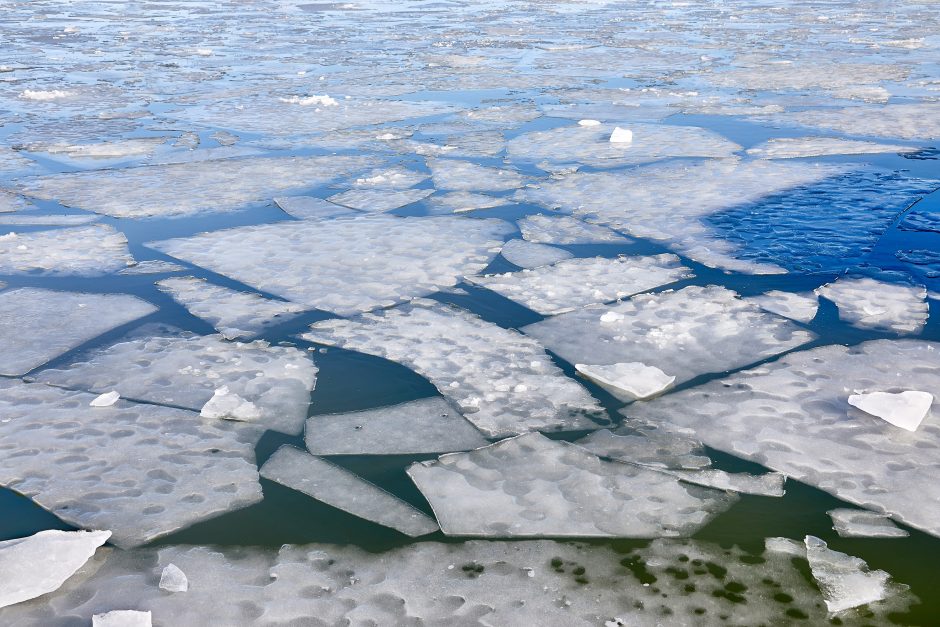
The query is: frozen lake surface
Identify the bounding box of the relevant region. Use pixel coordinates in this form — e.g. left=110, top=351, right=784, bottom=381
left=1, top=0, right=939, bottom=624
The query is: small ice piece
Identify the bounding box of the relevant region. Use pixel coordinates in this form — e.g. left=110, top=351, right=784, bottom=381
left=279, top=94, right=338, bottom=106
left=609, top=127, right=633, bottom=143
left=578, top=119, right=601, bottom=126
left=658, top=468, right=786, bottom=497
left=426, top=191, right=510, bottom=214
left=518, top=214, right=629, bottom=244
left=765, top=536, right=807, bottom=557
left=750, top=290, right=819, bottom=323
left=326, top=188, right=433, bottom=212
left=829, top=509, right=909, bottom=539
left=816, top=277, right=928, bottom=333
left=0, top=530, right=111, bottom=609
left=200, top=386, right=263, bottom=422
left=118, top=260, right=186, bottom=275
left=305, top=397, right=488, bottom=455
left=90, top=391, right=120, bottom=407
left=0, top=225, right=135, bottom=277
left=804, top=536, right=891, bottom=613
left=407, top=433, right=735, bottom=538
left=159, top=564, right=189, bottom=593
left=847, top=391, right=933, bottom=432
left=260, top=446, right=439, bottom=537
left=575, top=429, right=712, bottom=470
left=499, top=239, right=573, bottom=269
left=575, top=362, right=676, bottom=401
left=429, top=158, right=524, bottom=192
left=273, top=196, right=359, bottom=220
left=92, top=610, right=152, bottom=627
left=746, top=137, right=917, bottom=159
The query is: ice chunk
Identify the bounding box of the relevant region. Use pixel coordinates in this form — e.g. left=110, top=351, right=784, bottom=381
left=429, top=158, right=524, bottom=191
left=92, top=610, right=151, bottom=627
left=518, top=214, right=629, bottom=244
left=118, top=260, right=186, bottom=275
left=829, top=509, right=909, bottom=539
left=0, top=379, right=261, bottom=548
left=149, top=215, right=511, bottom=315
left=408, top=433, right=735, bottom=537
left=0, top=288, right=156, bottom=376
left=847, top=391, right=933, bottom=432
left=608, top=126, right=633, bottom=143
left=750, top=290, right=819, bottom=323
left=578, top=119, right=600, bottom=126
left=816, top=276, right=928, bottom=333
left=805, top=536, right=891, bottom=613
left=470, top=254, right=693, bottom=315
left=306, top=397, right=488, bottom=455
left=159, top=564, right=189, bottom=593
left=657, top=468, right=786, bottom=497
left=0, top=530, right=111, bottom=609
left=260, top=446, right=439, bottom=537
left=157, top=276, right=306, bottom=340
left=499, top=238, right=573, bottom=269
left=523, top=285, right=814, bottom=386
left=303, top=300, right=602, bottom=437
left=0, top=225, right=134, bottom=277
left=426, top=191, right=510, bottom=214
left=273, top=196, right=358, bottom=220
left=575, top=429, right=711, bottom=470
left=90, top=390, right=120, bottom=407
left=200, top=386, right=263, bottom=422
left=326, top=188, right=433, bottom=212
left=746, top=137, right=917, bottom=159
left=575, top=362, right=676, bottom=401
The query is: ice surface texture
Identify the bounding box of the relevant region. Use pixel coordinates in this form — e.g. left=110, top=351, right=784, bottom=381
left=746, top=137, right=917, bottom=159
left=816, top=276, right=928, bottom=333
left=498, top=239, right=573, bottom=269
left=428, top=158, right=524, bottom=191
left=518, top=214, right=630, bottom=245
left=0, top=226, right=133, bottom=276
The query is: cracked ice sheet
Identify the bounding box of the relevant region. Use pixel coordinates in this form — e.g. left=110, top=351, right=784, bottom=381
left=156, top=276, right=307, bottom=340
left=625, top=339, right=940, bottom=538
left=326, top=187, right=433, bottom=212
left=428, top=158, right=525, bottom=192
left=815, top=276, right=928, bottom=333
left=18, top=155, right=380, bottom=218
left=407, top=432, right=735, bottom=538
left=499, top=239, right=573, bottom=269
left=260, top=446, right=439, bottom=537
left=471, top=254, right=692, bottom=316
left=746, top=137, right=917, bottom=159
left=0, top=379, right=262, bottom=549
left=507, top=122, right=741, bottom=169
left=523, top=285, right=814, bottom=387
left=303, top=300, right=603, bottom=438
left=34, top=331, right=317, bottom=438
left=149, top=215, right=512, bottom=315
left=518, top=214, right=630, bottom=245
left=0, top=538, right=914, bottom=627
left=0, top=225, right=134, bottom=277
left=0, top=288, right=156, bottom=377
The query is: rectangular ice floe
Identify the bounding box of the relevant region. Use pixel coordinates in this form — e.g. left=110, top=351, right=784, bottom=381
left=305, top=397, right=488, bottom=455
left=150, top=215, right=511, bottom=315
left=0, top=288, right=156, bottom=376
left=326, top=188, right=433, bottom=212
left=828, top=509, right=909, bottom=539
left=428, top=158, right=524, bottom=191
left=0, top=225, right=134, bottom=276
left=517, top=214, right=630, bottom=244
left=34, top=330, right=316, bottom=437
left=303, top=300, right=603, bottom=437
left=815, top=276, right=928, bottom=333
left=498, top=239, right=573, bottom=269
left=746, top=137, right=917, bottom=159
left=18, top=155, right=380, bottom=218
left=523, top=285, right=814, bottom=386
left=260, top=446, right=439, bottom=537
left=0, top=379, right=262, bottom=548
left=407, top=432, right=736, bottom=538
left=625, top=339, right=940, bottom=538
left=157, top=276, right=307, bottom=340
left=470, top=254, right=692, bottom=315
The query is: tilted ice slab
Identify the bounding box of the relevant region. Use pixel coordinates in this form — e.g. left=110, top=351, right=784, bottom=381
left=507, top=123, right=741, bottom=168
left=426, top=191, right=510, bottom=214
left=524, top=285, right=814, bottom=386
left=574, top=429, right=712, bottom=470
left=470, top=254, right=693, bottom=315
left=0, top=288, right=156, bottom=376
left=407, top=432, right=735, bottom=538
left=518, top=214, right=630, bottom=245
left=273, top=196, right=359, bottom=220
left=816, top=276, right=928, bottom=333
left=805, top=536, right=892, bottom=614
left=575, top=362, right=676, bottom=401
left=18, top=155, right=380, bottom=218
left=260, top=446, right=439, bottom=537
left=781, top=103, right=940, bottom=140
left=157, top=276, right=307, bottom=340
left=118, top=260, right=186, bottom=275
left=0, top=379, right=262, bottom=548
left=625, top=340, right=940, bottom=537
left=847, top=391, right=933, bottom=432
left=303, top=300, right=603, bottom=437
left=150, top=215, right=511, bottom=315
left=829, top=509, right=909, bottom=539
left=0, top=225, right=134, bottom=277
left=305, top=397, right=488, bottom=455
left=750, top=290, right=819, bottom=323
left=499, top=238, right=573, bottom=269
left=326, top=187, right=433, bottom=212
left=746, top=137, right=916, bottom=159
left=429, top=158, right=524, bottom=191
left=0, top=530, right=111, bottom=609
left=35, top=331, right=316, bottom=437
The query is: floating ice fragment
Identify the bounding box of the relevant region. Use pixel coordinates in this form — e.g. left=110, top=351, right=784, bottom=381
left=273, top=196, right=358, bottom=220
left=159, top=564, right=189, bottom=593
left=0, top=214, right=98, bottom=226
left=829, top=509, right=909, bottom=539
left=518, top=214, right=629, bottom=244
left=659, top=468, right=786, bottom=497
left=20, top=89, right=73, bottom=101
left=780, top=103, right=940, bottom=140
left=0, top=530, right=111, bottom=609
left=429, top=158, right=524, bottom=192
left=426, top=191, right=509, bottom=214
left=92, top=610, right=152, bottom=627
left=90, top=391, right=120, bottom=407
left=805, top=536, right=891, bottom=614
left=847, top=391, right=933, bottom=432
left=118, top=260, right=186, bottom=275
left=279, top=94, right=337, bottom=106
left=327, top=187, right=433, bottom=212
left=0, top=225, right=134, bottom=277
left=750, top=290, right=819, bottom=323
left=200, top=386, right=263, bottom=422
left=575, top=429, right=711, bottom=470
left=499, top=239, right=573, bottom=269
left=746, top=137, right=917, bottom=159
left=609, top=127, right=633, bottom=143
left=578, top=119, right=601, bottom=126
left=816, top=276, right=928, bottom=333
left=574, top=362, right=676, bottom=401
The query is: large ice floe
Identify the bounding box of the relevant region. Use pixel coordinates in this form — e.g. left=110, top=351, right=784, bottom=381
left=523, top=285, right=814, bottom=386
left=17, top=155, right=380, bottom=218
left=815, top=276, right=928, bottom=333
left=780, top=103, right=940, bottom=140
left=428, top=158, right=525, bottom=191
left=303, top=300, right=603, bottom=437
left=0, top=225, right=134, bottom=276
left=149, top=215, right=511, bottom=314
left=260, top=446, right=439, bottom=537
left=749, top=290, right=820, bottom=323
left=0, top=379, right=262, bottom=548
left=498, top=238, right=573, bottom=269
left=517, top=214, right=630, bottom=245
left=34, top=330, right=317, bottom=438
left=626, top=339, right=940, bottom=537
left=156, top=276, right=307, bottom=340
left=470, top=254, right=693, bottom=315
left=746, top=137, right=917, bottom=159
left=407, top=432, right=735, bottom=538
left=0, top=288, right=156, bottom=376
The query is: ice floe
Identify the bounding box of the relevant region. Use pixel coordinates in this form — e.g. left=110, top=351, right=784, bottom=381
left=783, top=103, right=940, bottom=140
left=805, top=536, right=892, bottom=613
left=429, top=158, right=524, bottom=191
left=499, top=238, right=573, bottom=269
left=349, top=166, right=428, bottom=189
left=303, top=300, right=603, bottom=437
left=574, top=362, right=676, bottom=401
left=750, top=290, right=819, bottom=323
left=90, top=390, right=120, bottom=407
left=92, top=610, right=151, bottom=627
left=815, top=276, right=928, bottom=333
left=326, top=187, right=433, bottom=212
left=847, top=391, right=933, bottom=432
left=0, top=225, right=134, bottom=277
left=0, top=214, right=98, bottom=226
left=426, top=191, right=510, bottom=214
left=574, top=429, right=711, bottom=470
left=260, top=446, right=439, bottom=537
left=518, top=214, right=630, bottom=245
left=117, top=260, right=186, bottom=275
left=159, top=564, right=188, bottom=593
left=746, top=137, right=917, bottom=159
left=272, top=196, right=358, bottom=220
left=150, top=215, right=511, bottom=314
left=829, top=509, right=909, bottom=539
